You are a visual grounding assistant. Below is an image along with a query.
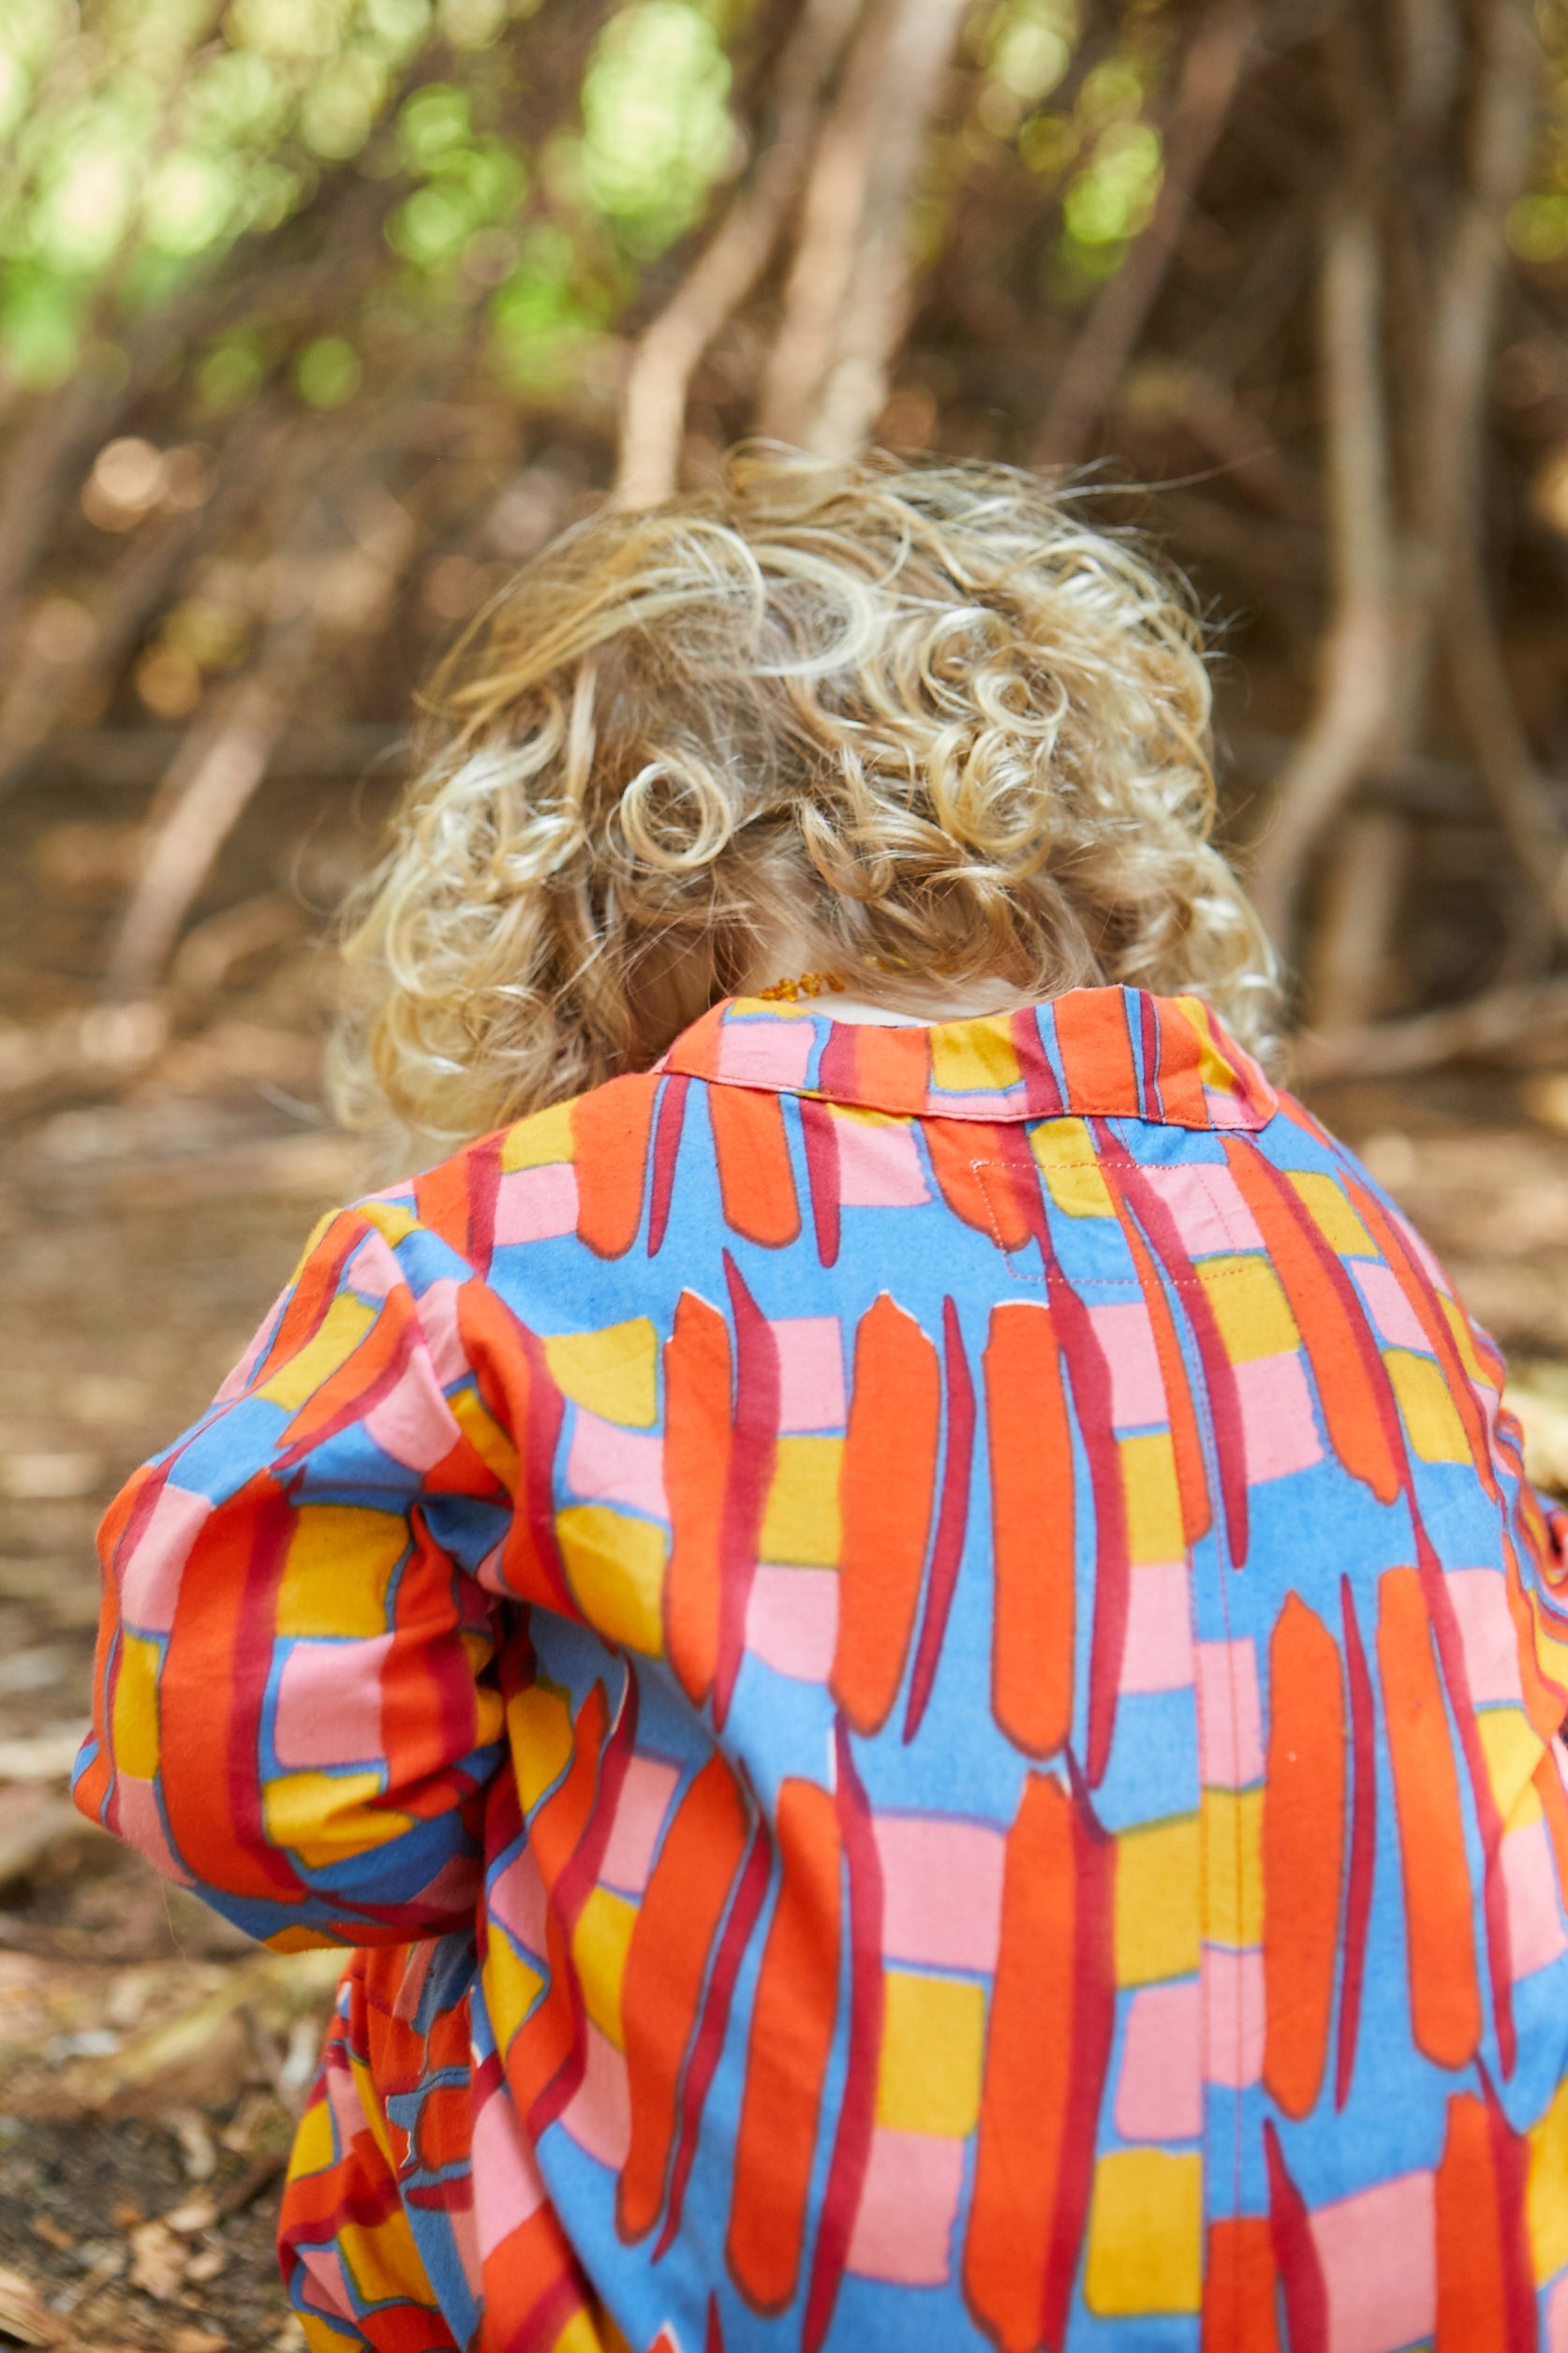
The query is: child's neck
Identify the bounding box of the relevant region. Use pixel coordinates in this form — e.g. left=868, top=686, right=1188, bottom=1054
left=737, top=937, right=1028, bottom=1028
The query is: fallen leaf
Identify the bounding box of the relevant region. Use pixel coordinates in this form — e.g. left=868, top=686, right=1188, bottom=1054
left=103, top=1987, right=251, bottom=2115
left=126, top=2219, right=185, bottom=2301
left=163, top=2200, right=216, bottom=2236
left=108, top=2204, right=142, bottom=2231
left=170, top=2323, right=229, bottom=2348
left=27, top=2218, right=72, bottom=2254
left=165, top=2105, right=217, bottom=2181
left=0, top=2266, right=64, bottom=2346
left=182, top=2244, right=228, bottom=2284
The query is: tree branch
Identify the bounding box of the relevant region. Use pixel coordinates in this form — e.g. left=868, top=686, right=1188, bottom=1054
left=756, top=0, right=969, bottom=455
left=1249, top=195, right=1398, bottom=948
left=1033, top=0, right=1258, bottom=470
left=615, top=0, right=865, bottom=507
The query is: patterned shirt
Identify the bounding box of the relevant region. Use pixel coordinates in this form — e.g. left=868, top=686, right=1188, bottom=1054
left=76, top=986, right=1568, bottom=2353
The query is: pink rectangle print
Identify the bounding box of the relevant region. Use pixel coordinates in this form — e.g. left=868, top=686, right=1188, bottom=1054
left=115, top=1773, right=192, bottom=1886
left=558, top=2021, right=631, bottom=2171
left=363, top=1353, right=463, bottom=1472
left=414, top=1278, right=471, bottom=1388
left=1502, top=1813, right=1568, bottom=1980
left=846, top=2127, right=967, bottom=2286
left=1196, top=1638, right=1264, bottom=1789
left=1089, top=1300, right=1165, bottom=1432
left=1140, top=1162, right=1263, bottom=1257
left=835, top=1117, right=930, bottom=1207
left=1202, top=1943, right=1264, bottom=2087
left=494, top=1162, right=578, bottom=1245
left=274, top=1635, right=392, bottom=1768
left=772, top=1317, right=846, bottom=1432
left=1309, top=2170, right=1434, bottom=2353
left=1115, top=1978, right=1201, bottom=2142
left=1445, top=1568, right=1525, bottom=1707
left=745, top=1565, right=838, bottom=1684
left=489, top=1844, right=549, bottom=1960
left=1120, top=1563, right=1194, bottom=1694
left=717, top=1019, right=816, bottom=1090
left=567, top=1412, right=669, bottom=1519
left=1235, top=1350, right=1323, bottom=1483
left=1351, top=1259, right=1429, bottom=1354
left=876, top=1813, right=1005, bottom=1975
left=119, top=1478, right=211, bottom=1635
left=472, top=2080, right=550, bottom=2261
left=599, top=1753, right=681, bottom=1896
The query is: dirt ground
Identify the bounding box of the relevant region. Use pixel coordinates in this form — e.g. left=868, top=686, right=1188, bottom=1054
left=2, top=766, right=1567, bottom=2349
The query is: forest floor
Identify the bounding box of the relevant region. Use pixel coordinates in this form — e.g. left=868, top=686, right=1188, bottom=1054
left=3, top=769, right=1568, bottom=2350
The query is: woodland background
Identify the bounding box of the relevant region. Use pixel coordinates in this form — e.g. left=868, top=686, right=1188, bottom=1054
left=5, top=0, right=1568, bottom=2344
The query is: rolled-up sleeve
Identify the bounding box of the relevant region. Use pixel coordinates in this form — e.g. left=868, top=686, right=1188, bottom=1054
left=73, top=1203, right=518, bottom=1948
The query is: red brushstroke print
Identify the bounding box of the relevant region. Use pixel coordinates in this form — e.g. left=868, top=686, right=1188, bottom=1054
left=617, top=1754, right=752, bottom=2244
left=727, top=1780, right=843, bottom=2312
left=799, top=1097, right=841, bottom=1266
left=646, top=1073, right=689, bottom=1257
left=1044, top=1262, right=1128, bottom=1787
left=663, top=1291, right=732, bottom=1707
left=1262, top=1593, right=1344, bottom=2121
left=654, top=1814, right=772, bottom=2259
left=457, top=1284, right=573, bottom=1617
left=1201, top=2219, right=1280, bottom=2353
left=833, top=1296, right=941, bottom=1735
left=904, top=1297, right=976, bottom=1741
left=801, top=1721, right=884, bottom=2353
left=1095, top=1126, right=1249, bottom=1570
left=963, top=1768, right=1113, bottom=2353
left=711, top=1087, right=801, bottom=1248
left=1045, top=1762, right=1115, bottom=2345
left=1264, top=2121, right=1328, bottom=2353
left=1414, top=1527, right=1517, bottom=2080
left=1335, top=1576, right=1376, bottom=2109
left=1376, top=1565, right=1483, bottom=2071
left=714, top=1254, right=780, bottom=1729
left=984, top=1300, right=1075, bottom=1757
left=572, top=1072, right=658, bottom=1258
left=1481, top=2065, right=1538, bottom=2353
left=1220, top=1141, right=1402, bottom=1506
left=1117, top=1209, right=1211, bottom=1548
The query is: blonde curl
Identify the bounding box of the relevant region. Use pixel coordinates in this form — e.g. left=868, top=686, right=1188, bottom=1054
left=333, top=443, right=1278, bottom=1147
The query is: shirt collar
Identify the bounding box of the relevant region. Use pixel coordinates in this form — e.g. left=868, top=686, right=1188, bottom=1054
left=661, top=984, right=1277, bottom=1131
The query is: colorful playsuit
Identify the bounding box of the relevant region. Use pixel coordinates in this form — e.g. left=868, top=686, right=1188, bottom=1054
left=76, top=985, right=1568, bottom=2352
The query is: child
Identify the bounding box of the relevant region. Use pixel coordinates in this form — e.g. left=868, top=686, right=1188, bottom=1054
left=78, top=448, right=1568, bottom=2352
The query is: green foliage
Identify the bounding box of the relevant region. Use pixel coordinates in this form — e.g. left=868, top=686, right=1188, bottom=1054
left=580, top=1, right=735, bottom=254
left=0, top=0, right=743, bottom=398
left=295, top=332, right=362, bottom=403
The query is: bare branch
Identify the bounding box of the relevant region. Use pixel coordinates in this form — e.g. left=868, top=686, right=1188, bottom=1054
left=1033, top=0, right=1258, bottom=470
left=1294, top=974, right=1568, bottom=1085
left=615, top=0, right=865, bottom=507
left=1249, top=198, right=1398, bottom=947
left=102, top=654, right=308, bottom=1003
left=756, top=0, right=970, bottom=456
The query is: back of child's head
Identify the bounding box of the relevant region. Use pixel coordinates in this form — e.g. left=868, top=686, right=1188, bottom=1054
left=335, top=443, right=1277, bottom=1145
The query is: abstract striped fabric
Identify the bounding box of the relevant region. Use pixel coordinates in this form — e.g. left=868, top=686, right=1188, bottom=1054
left=75, top=984, right=1568, bottom=2353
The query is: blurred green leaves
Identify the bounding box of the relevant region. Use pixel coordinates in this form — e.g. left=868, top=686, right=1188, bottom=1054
left=0, top=0, right=739, bottom=397
left=580, top=1, right=735, bottom=253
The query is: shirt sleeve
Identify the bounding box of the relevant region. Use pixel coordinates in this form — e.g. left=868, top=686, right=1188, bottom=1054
left=72, top=1201, right=519, bottom=1949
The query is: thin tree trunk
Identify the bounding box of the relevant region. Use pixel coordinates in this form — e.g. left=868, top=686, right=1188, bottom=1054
left=756, top=0, right=969, bottom=454
left=103, top=657, right=306, bottom=1002
left=615, top=0, right=865, bottom=507
left=1033, top=0, right=1257, bottom=470
left=1250, top=199, right=1398, bottom=952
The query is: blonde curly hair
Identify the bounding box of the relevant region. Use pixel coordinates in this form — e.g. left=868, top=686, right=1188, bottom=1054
left=333, top=443, right=1277, bottom=1145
